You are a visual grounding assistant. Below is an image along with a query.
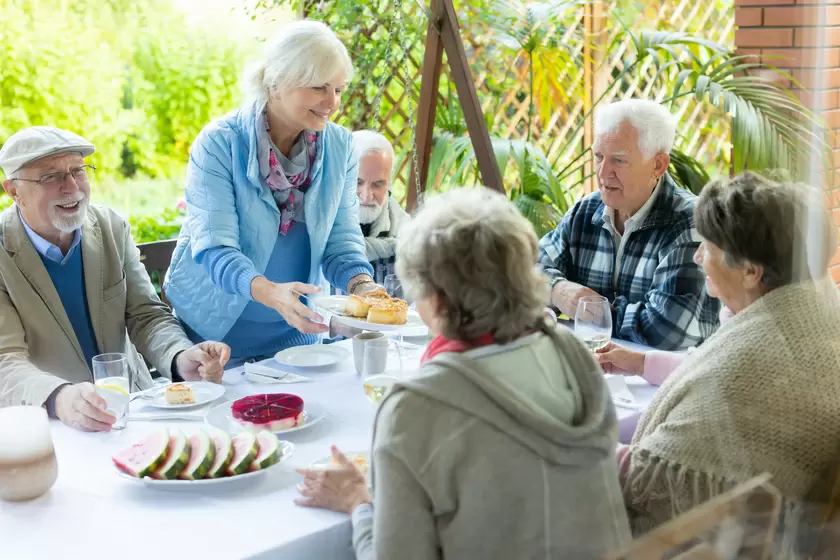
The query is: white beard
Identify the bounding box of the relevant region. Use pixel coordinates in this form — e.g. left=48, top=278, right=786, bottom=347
left=49, top=197, right=88, bottom=233
left=359, top=200, right=385, bottom=224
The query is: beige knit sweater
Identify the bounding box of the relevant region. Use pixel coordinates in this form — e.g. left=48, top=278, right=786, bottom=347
left=624, top=279, right=840, bottom=544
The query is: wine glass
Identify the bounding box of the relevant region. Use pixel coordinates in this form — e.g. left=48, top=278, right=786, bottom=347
left=574, top=295, right=612, bottom=352
left=384, top=274, right=405, bottom=301
left=361, top=338, right=397, bottom=405
left=384, top=273, right=408, bottom=359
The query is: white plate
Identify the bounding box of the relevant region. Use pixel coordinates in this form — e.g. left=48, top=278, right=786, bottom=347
left=140, top=382, right=226, bottom=410
left=310, top=295, right=427, bottom=333
left=117, top=440, right=294, bottom=487
left=274, top=345, right=349, bottom=367
left=204, top=398, right=327, bottom=436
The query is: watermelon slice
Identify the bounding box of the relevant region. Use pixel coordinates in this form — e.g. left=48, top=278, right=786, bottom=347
left=248, top=431, right=282, bottom=472
left=151, top=431, right=191, bottom=480
left=226, top=432, right=258, bottom=476
left=112, top=429, right=170, bottom=478
left=205, top=432, right=234, bottom=479
left=178, top=431, right=215, bottom=480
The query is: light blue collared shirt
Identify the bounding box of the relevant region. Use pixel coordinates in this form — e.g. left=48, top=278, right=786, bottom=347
left=19, top=210, right=82, bottom=265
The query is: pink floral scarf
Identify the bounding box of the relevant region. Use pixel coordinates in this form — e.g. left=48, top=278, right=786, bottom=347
left=263, top=112, right=318, bottom=235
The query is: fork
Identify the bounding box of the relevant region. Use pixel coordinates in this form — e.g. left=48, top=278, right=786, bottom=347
left=243, top=368, right=292, bottom=382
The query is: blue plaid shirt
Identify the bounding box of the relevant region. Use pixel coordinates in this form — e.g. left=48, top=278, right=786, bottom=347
left=538, top=174, right=719, bottom=350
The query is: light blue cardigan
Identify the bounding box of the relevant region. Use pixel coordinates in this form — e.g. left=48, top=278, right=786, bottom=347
left=164, top=102, right=373, bottom=342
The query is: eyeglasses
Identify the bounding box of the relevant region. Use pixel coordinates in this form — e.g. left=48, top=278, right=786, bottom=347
left=11, top=164, right=96, bottom=188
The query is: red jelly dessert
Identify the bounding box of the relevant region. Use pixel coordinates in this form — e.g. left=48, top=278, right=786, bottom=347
left=231, top=394, right=304, bottom=432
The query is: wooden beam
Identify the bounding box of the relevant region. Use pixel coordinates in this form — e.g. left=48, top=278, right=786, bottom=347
left=408, top=0, right=444, bottom=212
left=411, top=0, right=503, bottom=208
left=438, top=0, right=504, bottom=194
left=582, top=1, right=606, bottom=195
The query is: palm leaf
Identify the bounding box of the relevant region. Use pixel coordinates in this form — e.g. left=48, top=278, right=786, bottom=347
left=669, top=149, right=710, bottom=195
left=512, top=191, right=564, bottom=237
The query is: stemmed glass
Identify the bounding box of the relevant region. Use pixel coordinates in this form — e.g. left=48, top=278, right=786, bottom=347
left=384, top=274, right=408, bottom=369
left=361, top=338, right=397, bottom=405
left=574, top=295, right=612, bottom=352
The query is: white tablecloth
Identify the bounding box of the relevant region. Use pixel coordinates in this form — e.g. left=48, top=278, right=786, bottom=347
left=0, top=333, right=658, bottom=560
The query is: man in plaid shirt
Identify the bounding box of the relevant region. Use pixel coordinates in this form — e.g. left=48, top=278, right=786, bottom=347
left=539, top=100, right=719, bottom=350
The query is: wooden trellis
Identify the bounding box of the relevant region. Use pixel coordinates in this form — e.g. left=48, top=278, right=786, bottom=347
left=306, top=0, right=735, bottom=200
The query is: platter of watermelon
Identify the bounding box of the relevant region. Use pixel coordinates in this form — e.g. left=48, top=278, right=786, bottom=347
left=112, top=427, right=293, bottom=487
left=204, top=393, right=327, bottom=436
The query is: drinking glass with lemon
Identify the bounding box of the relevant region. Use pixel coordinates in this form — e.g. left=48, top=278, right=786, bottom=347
left=92, top=353, right=131, bottom=430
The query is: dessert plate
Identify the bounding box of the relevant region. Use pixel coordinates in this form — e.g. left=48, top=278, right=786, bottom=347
left=204, top=398, right=327, bottom=436
left=310, top=295, right=427, bottom=333
left=139, top=382, right=226, bottom=410
left=274, top=345, right=349, bottom=368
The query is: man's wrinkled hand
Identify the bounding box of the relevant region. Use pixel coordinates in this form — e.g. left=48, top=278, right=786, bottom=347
left=176, top=341, right=231, bottom=383
left=55, top=383, right=116, bottom=432
left=551, top=280, right=600, bottom=318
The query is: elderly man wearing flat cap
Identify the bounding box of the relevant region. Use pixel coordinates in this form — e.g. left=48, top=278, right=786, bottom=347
left=0, top=126, right=231, bottom=432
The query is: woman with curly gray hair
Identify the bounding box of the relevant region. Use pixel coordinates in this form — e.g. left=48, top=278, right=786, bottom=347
left=295, top=187, right=631, bottom=558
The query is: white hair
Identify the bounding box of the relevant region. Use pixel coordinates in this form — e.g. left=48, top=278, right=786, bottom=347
left=352, top=130, right=395, bottom=161
left=594, top=99, right=677, bottom=159
left=243, top=20, right=354, bottom=106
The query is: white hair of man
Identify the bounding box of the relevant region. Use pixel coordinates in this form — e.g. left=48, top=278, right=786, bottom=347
left=242, top=20, right=354, bottom=106
left=594, top=99, right=677, bottom=159
left=352, top=130, right=395, bottom=179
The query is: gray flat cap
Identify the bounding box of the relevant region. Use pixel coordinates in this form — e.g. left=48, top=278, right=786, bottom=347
left=0, top=126, right=95, bottom=178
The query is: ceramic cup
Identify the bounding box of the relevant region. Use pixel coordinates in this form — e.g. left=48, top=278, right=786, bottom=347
left=0, top=406, right=58, bottom=502
left=353, top=332, right=387, bottom=375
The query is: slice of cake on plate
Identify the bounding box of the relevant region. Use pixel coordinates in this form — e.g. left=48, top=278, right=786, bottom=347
left=165, top=383, right=196, bottom=405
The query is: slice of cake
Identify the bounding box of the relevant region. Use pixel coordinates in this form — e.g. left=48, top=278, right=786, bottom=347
left=344, top=295, right=371, bottom=318
left=231, top=393, right=305, bottom=432
left=165, top=383, right=195, bottom=405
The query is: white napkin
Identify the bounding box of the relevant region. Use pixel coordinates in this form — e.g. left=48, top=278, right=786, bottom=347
left=243, top=362, right=312, bottom=384
left=604, top=375, right=641, bottom=410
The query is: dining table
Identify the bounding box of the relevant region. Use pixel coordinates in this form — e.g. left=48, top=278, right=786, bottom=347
left=0, top=329, right=659, bottom=560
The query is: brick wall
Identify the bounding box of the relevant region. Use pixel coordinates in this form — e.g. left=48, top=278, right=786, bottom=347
left=734, top=0, right=840, bottom=285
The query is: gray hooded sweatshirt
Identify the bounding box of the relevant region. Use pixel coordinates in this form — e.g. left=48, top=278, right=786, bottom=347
left=351, top=325, right=631, bottom=559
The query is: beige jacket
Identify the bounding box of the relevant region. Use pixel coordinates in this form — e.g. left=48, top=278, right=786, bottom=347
left=0, top=205, right=193, bottom=408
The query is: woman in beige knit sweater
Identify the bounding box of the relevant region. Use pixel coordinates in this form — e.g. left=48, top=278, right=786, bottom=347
left=296, top=187, right=631, bottom=559
left=620, top=172, right=840, bottom=551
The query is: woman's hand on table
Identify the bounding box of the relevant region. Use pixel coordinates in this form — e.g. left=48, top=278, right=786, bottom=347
left=594, top=342, right=645, bottom=376
left=251, top=278, right=329, bottom=334
left=294, top=445, right=372, bottom=514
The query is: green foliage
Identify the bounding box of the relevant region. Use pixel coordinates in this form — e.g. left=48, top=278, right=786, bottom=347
left=0, top=194, right=11, bottom=211
left=125, top=23, right=248, bottom=178
left=484, top=0, right=586, bottom=140
left=0, top=0, right=248, bottom=187
left=0, top=0, right=129, bottom=179
left=129, top=207, right=184, bottom=244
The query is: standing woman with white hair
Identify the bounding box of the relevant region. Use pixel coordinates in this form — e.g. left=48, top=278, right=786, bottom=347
left=165, top=20, right=378, bottom=364
left=352, top=129, right=411, bottom=284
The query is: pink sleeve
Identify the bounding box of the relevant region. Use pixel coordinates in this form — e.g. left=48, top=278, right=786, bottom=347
left=720, top=306, right=734, bottom=325
left=642, top=350, right=685, bottom=386
left=616, top=444, right=631, bottom=485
